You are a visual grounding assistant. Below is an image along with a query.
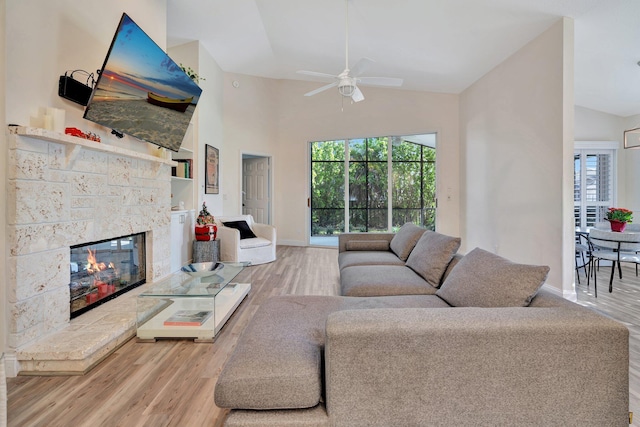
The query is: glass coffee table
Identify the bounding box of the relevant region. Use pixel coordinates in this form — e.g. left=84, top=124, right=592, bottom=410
left=136, top=262, right=251, bottom=342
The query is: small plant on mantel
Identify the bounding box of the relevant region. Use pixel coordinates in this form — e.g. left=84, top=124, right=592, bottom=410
left=606, top=207, right=633, bottom=224
left=180, top=63, right=205, bottom=83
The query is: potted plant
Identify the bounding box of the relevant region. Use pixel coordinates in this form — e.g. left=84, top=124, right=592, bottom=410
left=605, top=207, right=633, bottom=232
left=195, top=202, right=217, bottom=240
left=180, top=63, right=205, bottom=83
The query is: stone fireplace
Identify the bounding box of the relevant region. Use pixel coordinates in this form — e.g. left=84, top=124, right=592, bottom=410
left=5, top=126, right=175, bottom=375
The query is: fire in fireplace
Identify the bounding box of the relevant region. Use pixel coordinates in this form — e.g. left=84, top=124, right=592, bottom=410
left=69, top=233, right=146, bottom=318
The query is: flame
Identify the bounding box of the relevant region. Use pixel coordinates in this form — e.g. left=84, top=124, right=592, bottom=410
left=87, top=248, right=97, bottom=267
left=86, top=248, right=108, bottom=274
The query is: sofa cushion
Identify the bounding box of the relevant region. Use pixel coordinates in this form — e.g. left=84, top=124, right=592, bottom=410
left=338, top=251, right=405, bottom=270
left=223, top=220, right=257, bottom=239
left=345, top=239, right=390, bottom=251
left=215, top=296, right=342, bottom=410
left=436, top=248, right=550, bottom=307
left=389, top=223, right=425, bottom=261
left=340, top=265, right=438, bottom=297
left=405, top=231, right=461, bottom=287
left=215, top=294, right=451, bottom=411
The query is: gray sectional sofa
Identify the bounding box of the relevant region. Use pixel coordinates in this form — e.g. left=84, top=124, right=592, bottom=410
left=215, top=224, right=630, bottom=426
left=339, top=223, right=461, bottom=296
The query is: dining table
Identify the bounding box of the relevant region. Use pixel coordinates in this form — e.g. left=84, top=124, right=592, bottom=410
left=587, top=225, right=640, bottom=295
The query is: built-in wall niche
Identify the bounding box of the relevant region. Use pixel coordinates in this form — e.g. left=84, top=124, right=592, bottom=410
left=171, top=121, right=197, bottom=211
left=70, top=233, right=147, bottom=318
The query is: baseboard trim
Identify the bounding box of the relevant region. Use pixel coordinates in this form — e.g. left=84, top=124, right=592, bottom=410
left=3, top=352, right=19, bottom=378
left=541, top=283, right=577, bottom=302
left=277, top=239, right=307, bottom=247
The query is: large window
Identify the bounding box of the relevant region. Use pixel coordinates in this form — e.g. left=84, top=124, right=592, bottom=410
left=574, top=148, right=615, bottom=229
left=310, top=134, right=436, bottom=244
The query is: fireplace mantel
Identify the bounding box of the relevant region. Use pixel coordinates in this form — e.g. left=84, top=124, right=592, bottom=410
left=8, top=125, right=176, bottom=169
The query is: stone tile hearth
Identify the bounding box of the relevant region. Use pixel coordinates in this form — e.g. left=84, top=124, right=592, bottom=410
left=16, top=280, right=155, bottom=375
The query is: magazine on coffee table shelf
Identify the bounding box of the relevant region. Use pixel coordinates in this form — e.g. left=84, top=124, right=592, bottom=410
left=164, top=310, right=213, bottom=326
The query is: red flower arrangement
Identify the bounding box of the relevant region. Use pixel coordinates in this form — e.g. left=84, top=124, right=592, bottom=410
left=606, top=207, right=633, bottom=223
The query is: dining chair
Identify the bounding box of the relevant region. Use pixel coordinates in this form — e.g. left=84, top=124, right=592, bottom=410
left=588, top=228, right=640, bottom=296
left=575, top=232, right=591, bottom=285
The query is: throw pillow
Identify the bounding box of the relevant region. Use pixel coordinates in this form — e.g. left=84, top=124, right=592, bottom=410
left=389, top=223, right=426, bottom=261
left=345, top=240, right=390, bottom=251
left=405, top=231, right=461, bottom=287
left=436, top=248, right=550, bottom=307
left=223, top=220, right=257, bottom=239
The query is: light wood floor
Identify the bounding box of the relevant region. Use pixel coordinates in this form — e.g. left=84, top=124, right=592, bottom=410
left=6, top=247, right=640, bottom=426
left=6, top=246, right=341, bottom=427
left=574, top=262, right=640, bottom=426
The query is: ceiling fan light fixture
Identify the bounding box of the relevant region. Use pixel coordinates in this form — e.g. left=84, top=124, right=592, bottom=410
left=338, top=83, right=355, bottom=97
left=296, top=0, right=401, bottom=105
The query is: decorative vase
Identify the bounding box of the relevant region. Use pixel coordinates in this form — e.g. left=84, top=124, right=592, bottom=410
left=609, top=220, right=627, bottom=232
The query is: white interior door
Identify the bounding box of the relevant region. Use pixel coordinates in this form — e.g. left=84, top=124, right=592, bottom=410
left=243, top=156, right=271, bottom=224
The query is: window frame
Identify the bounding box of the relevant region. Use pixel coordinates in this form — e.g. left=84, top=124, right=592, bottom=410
left=574, top=141, right=618, bottom=230
left=309, top=134, right=437, bottom=243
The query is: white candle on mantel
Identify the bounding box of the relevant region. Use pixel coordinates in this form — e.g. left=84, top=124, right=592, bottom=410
left=43, top=115, right=53, bottom=130
left=52, top=108, right=65, bottom=133
left=29, top=115, right=44, bottom=128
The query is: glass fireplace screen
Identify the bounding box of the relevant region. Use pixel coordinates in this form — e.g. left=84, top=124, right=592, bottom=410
left=69, top=233, right=146, bottom=318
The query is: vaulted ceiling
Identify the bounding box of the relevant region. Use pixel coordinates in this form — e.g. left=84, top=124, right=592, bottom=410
left=167, top=0, right=640, bottom=117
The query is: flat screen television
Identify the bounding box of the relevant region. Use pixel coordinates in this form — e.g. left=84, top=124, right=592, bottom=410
left=83, top=13, right=202, bottom=152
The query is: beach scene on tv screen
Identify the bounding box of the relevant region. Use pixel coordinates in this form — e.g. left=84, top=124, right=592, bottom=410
left=84, top=14, right=202, bottom=152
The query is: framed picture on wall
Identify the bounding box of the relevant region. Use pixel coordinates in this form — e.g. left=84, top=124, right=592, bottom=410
left=205, top=144, right=219, bottom=194
left=624, top=127, right=640, bottom=149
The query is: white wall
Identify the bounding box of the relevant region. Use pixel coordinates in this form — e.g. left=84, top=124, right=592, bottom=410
left=198, top=44, right=225, bottom=216
left=623, top=114, right=640, bottom=214
left=575, top=106, right=624, bottom=141
left=1, top=0, right=7, bottom=357
left=460, top=18, right=574, bottom=296
left=5, top=1, right=167, bottom=153
left=168, top=41, right=225, bottom=216
left=272, top=80, right=460, bottom=245
left=220, top=75, right=461, bottom=246
left=222, top=73, right=280, bottom=219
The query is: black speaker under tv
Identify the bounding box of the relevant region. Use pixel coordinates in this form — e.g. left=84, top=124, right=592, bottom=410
left=83, top=13, right=202, bottom=152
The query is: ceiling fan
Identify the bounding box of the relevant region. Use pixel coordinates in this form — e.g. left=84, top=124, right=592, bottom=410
left=297, top=0, right=403, bottom=103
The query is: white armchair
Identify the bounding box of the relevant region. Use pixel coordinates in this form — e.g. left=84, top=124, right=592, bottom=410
left=215, top=215, right=276, bottom=265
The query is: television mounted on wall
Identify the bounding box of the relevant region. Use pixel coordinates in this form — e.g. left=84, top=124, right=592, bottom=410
left=83, top=13, right=202, bottom=152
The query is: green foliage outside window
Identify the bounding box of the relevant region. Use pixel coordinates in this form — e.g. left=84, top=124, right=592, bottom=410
left=311, top=136, right=436, bottom=236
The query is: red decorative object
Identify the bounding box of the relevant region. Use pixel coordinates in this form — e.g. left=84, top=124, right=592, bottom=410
left=195, top=202, right=217, bottom=240
left=195, top=224, right=217, bottom=241
left=609, top=220, right=627, bottom=232
left=65, top=127, right=101, bottom=142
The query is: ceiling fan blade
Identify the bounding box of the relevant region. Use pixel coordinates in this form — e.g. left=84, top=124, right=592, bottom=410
left=304, top=82, right=339, bottom=97
left=350, top=57, right=374, bottom=77
left=357, top=76, right=404, bottom=87
left=297, top=70, right=339, bottom=80
left=351, top=86, right=365, bottom=103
